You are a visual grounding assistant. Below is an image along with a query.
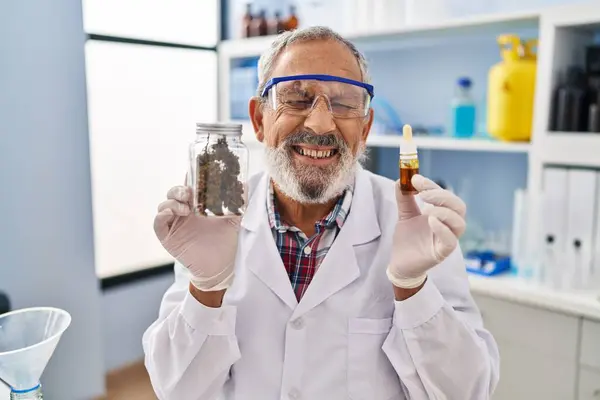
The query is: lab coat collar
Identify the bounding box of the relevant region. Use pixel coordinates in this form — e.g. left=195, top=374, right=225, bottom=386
left=240, top=167, right=382, bottom=314
left=240, top=173, right=297, bottom=308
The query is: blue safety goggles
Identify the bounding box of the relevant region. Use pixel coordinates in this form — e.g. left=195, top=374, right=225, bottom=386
left=260, top=74, right=375, bottom=119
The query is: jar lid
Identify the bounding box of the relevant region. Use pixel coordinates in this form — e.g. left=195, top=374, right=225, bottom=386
left=196, top=122, right=243, bottom=135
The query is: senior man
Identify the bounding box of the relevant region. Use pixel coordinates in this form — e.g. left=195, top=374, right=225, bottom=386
left=143, top=26, right=500, bottom=400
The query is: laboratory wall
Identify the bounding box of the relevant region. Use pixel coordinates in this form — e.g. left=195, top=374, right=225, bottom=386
left=101, top=275, right=174, bottom=371
left=2, top=1, right=221, bottom=395
left=0, top=1, right=105, bottom=398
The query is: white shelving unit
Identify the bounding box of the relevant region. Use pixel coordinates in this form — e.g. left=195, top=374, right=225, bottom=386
left=218, top=9, right=541, bottom=125
left=219, top=10, right=539, bottom=56
left=367, top=134, right=531, bottom=153
left=540, top=132, right=600, bottom=167
left=525, top=2, right=600, bottom=253
left=218, top=9, right=542, bottom=164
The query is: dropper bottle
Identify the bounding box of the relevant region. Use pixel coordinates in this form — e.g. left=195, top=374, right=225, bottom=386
left=399, top=124, right=419, bottom=195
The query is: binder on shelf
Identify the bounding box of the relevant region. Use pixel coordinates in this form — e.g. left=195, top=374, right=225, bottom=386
left=541, top=168, right=569, bottom=288
left=511, top=188, right=528, bottom=275
left=565, top=169, right=597, bottom=290
left=593, top=172, right=600, bottom=289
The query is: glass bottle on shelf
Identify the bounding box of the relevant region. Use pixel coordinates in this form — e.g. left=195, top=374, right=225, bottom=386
left=276, top=11, right=285, bottom=34
left=189, top=123, right=249, bottom=217
left=285, top=5, right=299, bottom=31
left=251, top=9, right=268, bottom=37
left=451, top=77, right=476, bottom=138
left=242, top=3, right=253, bottom=38
left=552, top=66, right=588, bottom=132
left=269, top=11, right=284, bottom=35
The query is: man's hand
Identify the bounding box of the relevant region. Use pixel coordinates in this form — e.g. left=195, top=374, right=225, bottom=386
left=154, top=185, right=242, bottom=292
left=387, top=174, right=467, bottom=292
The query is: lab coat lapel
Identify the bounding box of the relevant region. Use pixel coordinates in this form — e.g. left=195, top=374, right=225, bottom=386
left=291, top=168, right=382, bottom=319
left=241, top=174, right=298, bottom=310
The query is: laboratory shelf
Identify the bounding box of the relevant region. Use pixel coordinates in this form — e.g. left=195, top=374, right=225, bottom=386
left=233, top=120, right=531, bottom=154
left=540, top=132, right=600, bottom=168
left=367, top=134, right=531, bottom=153
left=468, top=273, right=600, bottom=321
left=218, top=10, right=540, bottom=59
left=347, top=10, right=539, bottom=52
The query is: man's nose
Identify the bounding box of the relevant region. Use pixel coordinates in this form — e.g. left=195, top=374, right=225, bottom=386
left=304, top=96, right=336, bottom=135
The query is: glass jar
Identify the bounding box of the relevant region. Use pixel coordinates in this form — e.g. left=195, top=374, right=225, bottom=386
left=189, top=123, right=249, bottom=217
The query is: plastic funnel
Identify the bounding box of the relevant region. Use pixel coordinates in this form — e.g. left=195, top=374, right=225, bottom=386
left=0, top=307, right=71, bottom=391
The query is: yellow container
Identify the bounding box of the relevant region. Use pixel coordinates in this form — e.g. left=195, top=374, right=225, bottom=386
left=487, top=35, right=538, bottom=142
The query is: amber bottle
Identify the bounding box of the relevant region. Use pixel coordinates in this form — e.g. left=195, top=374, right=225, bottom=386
left=269, top=11, right=285, bottom=35
left=241, top=3, right=253, bottom=38
left=399, top=125, right=419, bottom=195
left=285, top=5, right=299, bottom=31
left=251, top=9, right=268, bottom=37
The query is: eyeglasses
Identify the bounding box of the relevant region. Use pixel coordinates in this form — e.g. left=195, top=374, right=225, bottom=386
left=260, top=74, right=375, bottom=119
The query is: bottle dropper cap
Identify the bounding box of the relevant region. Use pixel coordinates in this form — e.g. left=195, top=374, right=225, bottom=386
left=400, top=124, right=417, bottom=155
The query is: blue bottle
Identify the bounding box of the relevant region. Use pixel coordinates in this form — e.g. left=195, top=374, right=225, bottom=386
left=451, top=77, right=476, bottom=138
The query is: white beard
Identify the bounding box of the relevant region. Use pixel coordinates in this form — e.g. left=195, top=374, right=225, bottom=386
left=264, top=140, right=367, bottom=204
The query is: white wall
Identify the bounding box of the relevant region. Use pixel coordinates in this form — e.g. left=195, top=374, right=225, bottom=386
left=0, top=1, right=105, bottom=398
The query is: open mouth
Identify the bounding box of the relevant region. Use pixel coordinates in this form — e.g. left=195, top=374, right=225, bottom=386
left=292, top=145, right=339, bottom=160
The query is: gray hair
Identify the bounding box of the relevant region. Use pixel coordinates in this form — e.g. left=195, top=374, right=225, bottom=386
left=256, top=26, right=371, bottom=97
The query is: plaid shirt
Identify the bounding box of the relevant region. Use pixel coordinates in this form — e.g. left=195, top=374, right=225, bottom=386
left=267, top=182, right=353, bottom=301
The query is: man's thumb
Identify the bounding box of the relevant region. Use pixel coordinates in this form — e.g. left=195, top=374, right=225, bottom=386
left=394, top=180, right=421, bottom=220
left=154, top=209, right=175, bottom=240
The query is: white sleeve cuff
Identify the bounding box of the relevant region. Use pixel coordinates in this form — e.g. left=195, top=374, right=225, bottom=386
left=393, top=277, right=445, bottom=329
left=179, top=289, right=237, bottom=335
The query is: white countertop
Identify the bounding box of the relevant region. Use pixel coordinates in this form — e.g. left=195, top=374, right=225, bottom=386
left=468, top=273, right=600, bottom=321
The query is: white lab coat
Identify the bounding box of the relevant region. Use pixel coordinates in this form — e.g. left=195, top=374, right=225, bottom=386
left=143, top=168, right=500, bottom=400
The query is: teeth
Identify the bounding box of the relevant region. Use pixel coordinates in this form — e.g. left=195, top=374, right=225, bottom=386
left=298, top=148, right=334, bottom=159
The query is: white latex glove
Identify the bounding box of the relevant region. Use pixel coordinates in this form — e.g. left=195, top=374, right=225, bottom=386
left=153, top=185, right=242, bottom=291
left=387, top=174, right=467, bottom=289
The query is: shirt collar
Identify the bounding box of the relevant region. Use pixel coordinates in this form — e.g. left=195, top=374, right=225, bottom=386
left=267, top=180, right=353, bottom=232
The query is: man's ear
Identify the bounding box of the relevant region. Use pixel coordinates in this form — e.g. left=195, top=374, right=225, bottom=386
left=361, top=107, right=374, bottom=142
left=249, top=97, right=265, bottom=142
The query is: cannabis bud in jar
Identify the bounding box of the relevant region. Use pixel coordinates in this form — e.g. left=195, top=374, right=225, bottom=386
left=190, top=123, right=249, bottom=216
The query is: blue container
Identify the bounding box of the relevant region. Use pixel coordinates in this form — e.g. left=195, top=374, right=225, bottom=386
left=465, top=250, right=512, bottom=276
left=451, top=77, right=476, bottom=138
